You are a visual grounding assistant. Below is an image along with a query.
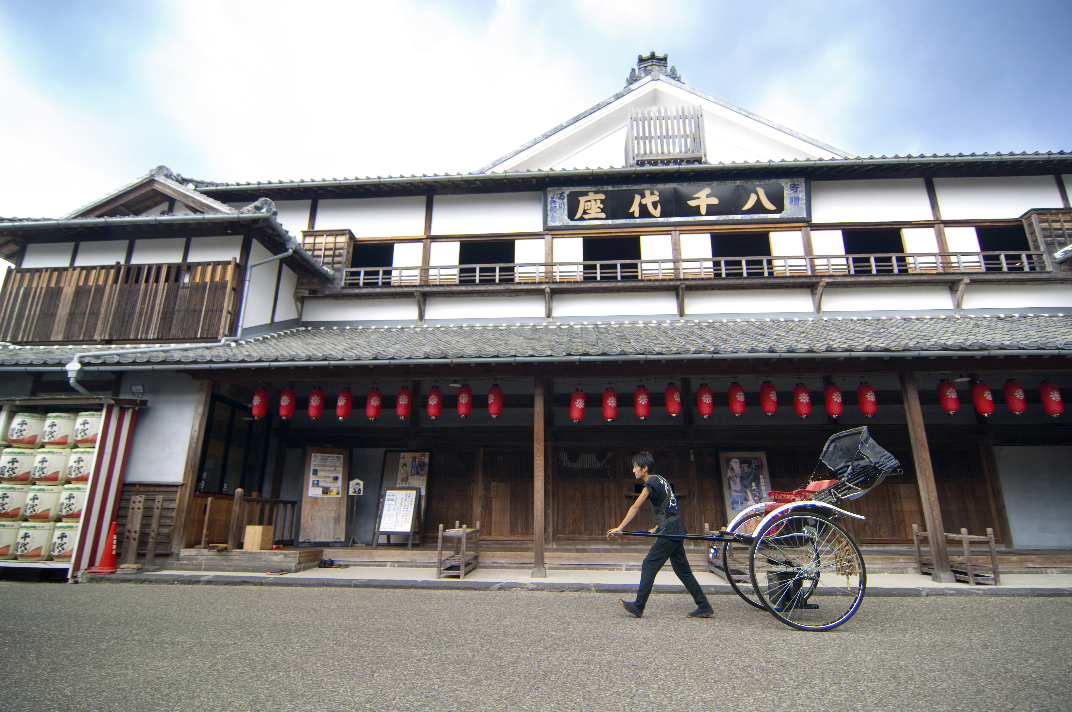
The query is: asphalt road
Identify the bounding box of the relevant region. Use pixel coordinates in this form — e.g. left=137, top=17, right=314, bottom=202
left=0, top=583, right=1069, bottom=712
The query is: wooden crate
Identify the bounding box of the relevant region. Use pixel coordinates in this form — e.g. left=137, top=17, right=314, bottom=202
left=301, top=229, right=354, bottom=273
left=243, top=525, right=275, bottom=551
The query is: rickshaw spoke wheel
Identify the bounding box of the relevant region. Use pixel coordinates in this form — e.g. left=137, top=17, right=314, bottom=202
left=718, top=511, right=765, bottom=610
left=749, top=513, right=866, bottom=631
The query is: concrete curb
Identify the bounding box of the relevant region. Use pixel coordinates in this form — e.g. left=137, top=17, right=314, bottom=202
left=79, top=573, right=1072, bottom=596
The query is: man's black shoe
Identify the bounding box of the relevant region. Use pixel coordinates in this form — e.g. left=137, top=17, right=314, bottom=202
left=686, top=606, right=714, bottom=618
left=620, top=600, right=643, bottom=618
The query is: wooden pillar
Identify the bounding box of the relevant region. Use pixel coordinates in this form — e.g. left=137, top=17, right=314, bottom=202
left=532, top=376, right=547, bottom=577
left=899, top=372, right=955, bottom=582
left=172, top=380, right=213, bottom=554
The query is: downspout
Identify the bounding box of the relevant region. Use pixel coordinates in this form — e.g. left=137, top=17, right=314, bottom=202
left=65, top=243, right=296, bottom=396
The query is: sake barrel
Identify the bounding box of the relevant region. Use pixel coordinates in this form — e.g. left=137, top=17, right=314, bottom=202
left=66, top=449, right=96, bottom=484
left=24, top=486, right=61, bottom=521
left=0, top=484, right=30, bottom=520
left=30, top=450, right=69, bottom=486
left=0, top=448, right=36, bottom=483
left=6, top=413, right=45, bottom=447
left=59, top=484, right=87, bottom=521
left=41, top=413, right=77, bottom=448
left=73, top=412, right=102, bottom=446
left=0, top=520, right=21, bottom=558
left=15, top=521, right=55, bottom=560
left=50, top=522, right=79, bottom=562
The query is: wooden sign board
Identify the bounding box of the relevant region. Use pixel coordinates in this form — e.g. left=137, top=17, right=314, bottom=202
left=299, top=447, right=349, bottom=545
left=373, top=488, right=421, bottom=549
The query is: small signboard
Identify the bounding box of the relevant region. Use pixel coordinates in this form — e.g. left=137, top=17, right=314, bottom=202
left=373, top=488, right=422, bottom=549
left=348, top=479, right=364, bottom=496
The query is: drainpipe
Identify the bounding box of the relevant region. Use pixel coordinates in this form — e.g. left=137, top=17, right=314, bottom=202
left=65, top=243, right=296, bottom=396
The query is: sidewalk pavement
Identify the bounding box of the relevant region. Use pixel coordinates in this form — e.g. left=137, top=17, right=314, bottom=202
left=82, top=565, right=1072, bottom=596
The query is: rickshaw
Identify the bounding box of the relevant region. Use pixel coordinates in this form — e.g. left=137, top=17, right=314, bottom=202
left=622, top=427, right=901, bottom=631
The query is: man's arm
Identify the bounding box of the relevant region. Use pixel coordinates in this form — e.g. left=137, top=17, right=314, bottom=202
left=608, top=488, right=650, bottom=538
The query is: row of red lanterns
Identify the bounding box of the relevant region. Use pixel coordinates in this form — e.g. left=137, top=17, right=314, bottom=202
left=252, top=378, right=1065, bottom=423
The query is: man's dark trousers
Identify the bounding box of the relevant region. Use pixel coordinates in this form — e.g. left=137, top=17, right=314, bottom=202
left=634, top=526, right=710, bottom=610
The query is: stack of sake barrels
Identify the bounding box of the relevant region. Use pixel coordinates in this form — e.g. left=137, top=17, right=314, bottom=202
left=0, top=411, right=101, bottom=563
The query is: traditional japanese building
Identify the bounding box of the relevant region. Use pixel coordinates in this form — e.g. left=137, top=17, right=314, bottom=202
left=1, top=53, right=1070, bottom=578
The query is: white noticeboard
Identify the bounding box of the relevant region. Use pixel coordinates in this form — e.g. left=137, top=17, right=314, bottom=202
left=308, top=453, right=344, bottom=498
left=379, top=489, right=417, bottom=533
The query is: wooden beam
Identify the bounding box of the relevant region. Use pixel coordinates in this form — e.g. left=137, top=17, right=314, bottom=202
left=171, top=380, right=213, bottom=554
left=979, top=437, right=1014, bottom=547
left=306, top=199, right=319, bottom=231
left=899, top=371, right=955, bottom=582
left=532, top=376, right=547, bottom=577
left=1055, top=175, right=1071, bottom=209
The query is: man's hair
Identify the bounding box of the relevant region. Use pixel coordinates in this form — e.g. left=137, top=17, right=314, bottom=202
left=632, top=451, right=655, bottom=472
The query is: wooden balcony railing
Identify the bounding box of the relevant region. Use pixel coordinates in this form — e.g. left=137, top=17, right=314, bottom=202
left=340, top=250, right=1047, bottom=289
left=0, top=260, right=240, bottom=343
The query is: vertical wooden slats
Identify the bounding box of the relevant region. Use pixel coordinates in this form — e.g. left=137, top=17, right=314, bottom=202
left=626, top=105, right=705, bottom=165
left=300, top=229, right=354, bottom=273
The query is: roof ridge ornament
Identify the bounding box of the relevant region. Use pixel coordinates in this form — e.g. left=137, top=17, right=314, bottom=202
left=626, top=52, right=681, bottom=86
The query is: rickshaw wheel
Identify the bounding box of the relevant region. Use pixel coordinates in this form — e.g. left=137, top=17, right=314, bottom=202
left=719, top=511, right=766, bottom=610
left=749, top=513, right=866, bottom=632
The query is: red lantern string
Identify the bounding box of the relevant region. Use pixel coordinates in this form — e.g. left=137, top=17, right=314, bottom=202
left=570, top=389, right=586, bottom=423
left=251, top=388, right=268, bottom=420
left=937, top=379, right=959, bottom=415
left=1040, top=381, right=1064, bottom=417
left=336, top=388, right=353, bottom=420
left=696, top=383, right=714, bottom=419
left=456, top=384, right=473, bottom=419
left=664, top=383, right=682, bottom=418
left=279, top=388, right=296, bottom=421
left=427, top=386, right=443, bottom=420
left=824, top=384, right=842, bottom=419
left=793, top=384, right=811, bottom=419
left=307, top=388, right=325, bottom=420
left=728, top=382, right=746, bottom=417
left=760, top=382, right=777, bottom=416
left=857, top=382, right=877, bottom=418
left=634, top=385, right=650, bottom=420
left=970, top=381, right=994, bottom=417
left=1003, top=379, right=1026, bottom=415
left=396, top=386, right=412, bottom=419
left=602, top=388, right=617, bottom=422
left=365, top=388, right=382, bottom=420
left=488, top=384, right=504, bottom=419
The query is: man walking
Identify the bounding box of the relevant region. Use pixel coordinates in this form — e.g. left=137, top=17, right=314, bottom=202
left=608, top=451, right=713, bottom=619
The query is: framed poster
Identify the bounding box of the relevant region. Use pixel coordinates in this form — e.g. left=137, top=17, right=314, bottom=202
left=396, top=452, right=429, bottom=495
left=307, top=452, right=344, bottom=497
left=720, top=451, right=771, bottom=522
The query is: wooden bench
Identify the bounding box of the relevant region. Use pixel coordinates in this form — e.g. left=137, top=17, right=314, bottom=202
left=436, top=521, right=480, bottom=580
left=913, top=524, right=1000, bottom=585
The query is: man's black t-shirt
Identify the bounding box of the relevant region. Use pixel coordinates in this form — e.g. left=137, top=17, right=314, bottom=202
left=644, top=475, right=681, bottom=534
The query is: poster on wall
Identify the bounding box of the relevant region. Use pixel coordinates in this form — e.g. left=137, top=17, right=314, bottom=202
left=397, top=452, right=429, bottom=495
left=720, top=451, right=771, bottom=524
left=308, top=452, right=344, bottom=497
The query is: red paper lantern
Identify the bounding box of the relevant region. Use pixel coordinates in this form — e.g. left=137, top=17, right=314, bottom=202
left=633, top=386, right=650, bottom=420
left=570, top=389, right=586, bottom=423
left=728, top=382, right=746, bottom=417
left=824, top=383, right=842, bottom=419
left=696, top=383, right=714, bottom=419
left=366, top=388, right=382, bottom=420
left=793, top=384, right=811, bottom=419
left=396, top=386, right=412, bottom=419
left=857, top=382, right=877, bottom=418
left=937, top=379, right=959, bottom=415
left=336, top=388, right=353, bottom=420
left=279, top=388, right=296, bottom=421
left=456, top=384, right=473, bottom=418
left=251, top=388, right=269, bottom=420
left=602, top=388, right=618, bottom=422
left=1040, top=381, right=1064, bottom=417
left=1003, top=379, right=1026, bottom=415
left=760, top=382, right=777, bottom=416
left=488, top=384, right=503, bottom=419
left=427, top=386, right=443, bottom=420
left=665, top=383, right=682, bottom=418
left=306, top=388, right=325, bottom=420
left=970, top=381, right=993, bottom=417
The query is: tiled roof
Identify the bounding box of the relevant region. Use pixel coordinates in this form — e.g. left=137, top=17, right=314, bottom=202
left=2, top=314, right=1070, bottom=369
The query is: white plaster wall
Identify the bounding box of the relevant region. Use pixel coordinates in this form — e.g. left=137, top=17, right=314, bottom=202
left=315, top=197, right=426, bottom=237
left=425, top=295, right=544, bottom=320
left=686, top=288, right=813, bottom=315
left=302, top=297, right=418, bottom=322
left=241, top=241, right=277, bottom=329
left=962, top=284, right=1072, bottom=311
left=22, top=242, right=74, bottom=268
left=173, top=202, right=196, bottom=216
left=139, top=202, right=168, bottom=216
left=550, top=126, right=628, bottom=170
left=186, top=235, right=242, bottom=263
left=994, top=446, right=1072, bottom=548
left=811, top=179, right=933, bottom=223
left=74, top=240, right=128, bottom=266
left=273, top=199, right=312, bottom=239
left=131, top=238, right=185, bottom=264
left=274, top=265, right=299, bottom=321
left=121, top=372, right=200, bottom=484
left=934, top=176, right=1063, bottom=220
left=431, top=193, right=543, bottom=235
left=822, top=286, right=953, bottom=312
left=554, top=292, right=677, bottom=318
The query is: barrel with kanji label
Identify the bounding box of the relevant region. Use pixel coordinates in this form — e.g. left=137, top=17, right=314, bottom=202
left=30, top=450, right=69, bottom=485
left=65, top=449, right=95, bottom=484
left=0, top=449, right=36, bottom=483
left=41, top=413, right=77, bottom=448
left=50, top=522, right=79, bottom=562
left=6, top=413, right=45, bottom=447
left=15, top=521, right=55, bottom=560
left=58, top=485, right=87, bottom=521
left=73, top=412, right=102, bottom=446
left=0, top=484, right=30, bottom=520
left=24, top=486, right=61, bottom=522
left=0, top=521, right=21, bottom=558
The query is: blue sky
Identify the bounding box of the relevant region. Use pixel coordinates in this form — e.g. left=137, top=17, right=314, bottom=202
left=0, top=0, right=1070, bottom=218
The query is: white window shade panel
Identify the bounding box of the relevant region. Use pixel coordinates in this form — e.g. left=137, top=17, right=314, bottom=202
left=810, top=230, right=847, bottom=275
left=553, top=237, right=583, bottom=281
left=944, top=227, right=981, bottom=271
left=515, top=239, right=545, bottom=282
left=392, top=242, right=423, bottom=286
left=428, top=241, right=459, bottom=284
left=679, top=233, right=713, bottom=279
left=640, top=234, right=673, bottom=279
left=901, top=227, right=940, bottom=272
left=769, top=231, right=807, bottom=276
